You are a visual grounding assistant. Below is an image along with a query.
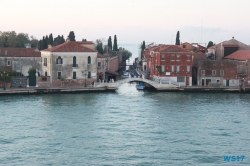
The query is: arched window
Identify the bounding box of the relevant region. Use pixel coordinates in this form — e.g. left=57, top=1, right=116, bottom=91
left=88, top=56, right=91, bottom=64
left=57, top=56, right=63, bottom=64
left=73, top=56, right=76, bottom=67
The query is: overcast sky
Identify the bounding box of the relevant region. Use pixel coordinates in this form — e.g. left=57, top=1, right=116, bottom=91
left=1, top=0, right=249, bottom=46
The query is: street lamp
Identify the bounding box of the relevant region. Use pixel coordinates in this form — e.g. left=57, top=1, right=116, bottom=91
left=84, top=69, right=88, bottom=87
left=1, top=71, right=8, bottom=90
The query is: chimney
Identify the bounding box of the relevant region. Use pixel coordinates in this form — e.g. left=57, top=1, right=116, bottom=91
left=5, top=50, right=7, bottom=56
left=48, top=44, right=52, bottom=48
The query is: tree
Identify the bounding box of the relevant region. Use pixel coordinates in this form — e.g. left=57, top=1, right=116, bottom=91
left=0, top=31, right=17, bottom=47
left=140, top=41, right=146, bottom=60
left=16, top=33, right=29, bottom=47
left=113, top=35, right=118, bottom=51
left=108, top=36, right=112, bottom=51
left=207, top=41, right=214, bottom=48
left=175, top=31, right=180, bottom=45
left=48, top=33, right=53, bottom=45
left=95, top=39, right=104, bottom=54
left=122, top=49, right=132, bottom=62
left=68, top=31, right=76, bottom=41
left=30, top=35, right=39, bottom=48
left=3, top=37, right=10, bottom=47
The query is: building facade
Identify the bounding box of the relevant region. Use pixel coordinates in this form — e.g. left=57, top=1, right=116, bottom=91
left=144, top=44, right=193, bottom=86
left=41, top=41, right=98, bottom=87
left=0, top=47, right=41, bottom=76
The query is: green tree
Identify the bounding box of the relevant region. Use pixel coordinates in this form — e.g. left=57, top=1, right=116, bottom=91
left=207, top=41, right=214, bottom=48
left=68, top=31, right=76, bottom=41
left=48, top=33, right=53, bottom=45
left=0, top=31, right=17, bottom=47
left=15, top=33, right=29, bottom=47
left=30, top=35, right=39, bottom=48
left=175, top=31, right=180, bottom=45
left=108, top=36, right=112, bottom=51
left=95, top=39, right=104, bottom=54
left=113, top=35, right=118, bottom=51
left=122, top=49, right=132, bottom=62
left=28, top=66, right=37, bottom=75
left=3, top=37, right=10, bottom=47
left=140, top=41, right=146, bottom=60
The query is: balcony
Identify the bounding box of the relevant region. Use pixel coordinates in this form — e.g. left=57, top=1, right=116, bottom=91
left=72, top=64, right=78, bottom=67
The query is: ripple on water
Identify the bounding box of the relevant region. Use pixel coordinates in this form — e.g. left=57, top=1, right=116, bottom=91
left=0, top=84, right=250, bottom=165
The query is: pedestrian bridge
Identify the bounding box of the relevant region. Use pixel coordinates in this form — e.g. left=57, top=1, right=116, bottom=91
left=97, top=78, right=179, bottom=90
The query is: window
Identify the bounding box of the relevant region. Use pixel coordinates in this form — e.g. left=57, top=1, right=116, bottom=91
left=187, top=55, right=190, bottom=60
left=212, top=70, right=216, bottom=76
left=88, top=71, right=91, bottom=78
left=98, top=62, right=101, bottom=67
left=187, top=66, right=190, bottom=73
left=73, top=72, right=76, bottom=79
left=183, top=45, right=186, bottom=48
left=73, top=56, right=77, bottom=67
left=45, top=71, right=47, bottom=76
left=201, top=70, right=205, bottom=76
left=56, top=56, right=63, bottom=64
left=176, top=66, right=180, bottom=73
left=44, top=58, right=47, bottom=66
left=171, top=54, right=175, bottom=61
left=171, top=66, right=175, bottom=73
left=176, top=55, right=180, bottom=61
left=220, top=70, right=224, bottom=76
left=57, top=72, right=61, bottom=79
left=161, top=54, right=165, bottom=60
left=88, top=56, right=91, bottom=64
left=161, top=65, right=165, bottom=72
left=7, top=60, right=11, bottom=66
left=177, top=77, right=185, bottom=82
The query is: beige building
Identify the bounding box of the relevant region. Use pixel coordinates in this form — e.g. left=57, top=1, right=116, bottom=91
left=41, top=41, right=98, bottom=87
left=0, top=47, right=41, bottom=76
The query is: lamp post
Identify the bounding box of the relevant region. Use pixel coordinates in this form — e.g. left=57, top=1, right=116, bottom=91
left=84, top=69, right=87, bottom=87
left=2, top=71, right=7, bottom=90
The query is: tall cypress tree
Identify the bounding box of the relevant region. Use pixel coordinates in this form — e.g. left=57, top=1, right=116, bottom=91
left=113, top=35, right=118, bottom=51
left=108, top=36, right=112, bottom=51
left=175, top=31, right=180, bottom=45
left=42, top=36, right=46, bottom=49
left=48, top=33, right=53, bottom=45
left=68, top=31, right=76, bottom=41
left=141, top=41, right=146, bottom=60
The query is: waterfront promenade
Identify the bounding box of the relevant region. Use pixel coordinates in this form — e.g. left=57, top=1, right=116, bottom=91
left=0, top=84, right=248, bottom=95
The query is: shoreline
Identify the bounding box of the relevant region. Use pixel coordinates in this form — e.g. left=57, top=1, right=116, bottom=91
left=0, top=86, right=249, bottom=95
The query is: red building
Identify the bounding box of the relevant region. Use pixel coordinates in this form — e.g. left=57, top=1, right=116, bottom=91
left=144, top=44, right=193, bottom=86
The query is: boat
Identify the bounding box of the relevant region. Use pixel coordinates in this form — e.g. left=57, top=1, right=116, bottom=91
left=136, top=83, right=146, bottom=90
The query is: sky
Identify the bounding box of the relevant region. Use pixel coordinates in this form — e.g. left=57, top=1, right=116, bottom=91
left=1, top=0, right=250, bottom=46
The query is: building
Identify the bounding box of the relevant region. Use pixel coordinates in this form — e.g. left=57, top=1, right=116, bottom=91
left=97, top=53, right=106, bottom=81
left=40, top=41, right=97, bottom=87
left=192, top=51, right=207, bottom=85
left=198, top=37, right=250, bottom=87
left=207, top=37, right=250, bottom=60
left=0, top=47, right=41, bottom=76
left=144, top=44, right=193, bottom=86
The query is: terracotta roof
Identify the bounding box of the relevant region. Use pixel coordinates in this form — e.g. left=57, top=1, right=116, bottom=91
left=97, top=53, right=105, bottom=58
left=42, top=42, right=96, bottom=52
left=160, top=45, right=189, bottom=52
left=224, top=50, right=250, bottom=61
left=0, top=47, right=41, bottom=57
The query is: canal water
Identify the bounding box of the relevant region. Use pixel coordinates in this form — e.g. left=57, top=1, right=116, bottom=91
left=0, top=83, right=250, bottom=165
